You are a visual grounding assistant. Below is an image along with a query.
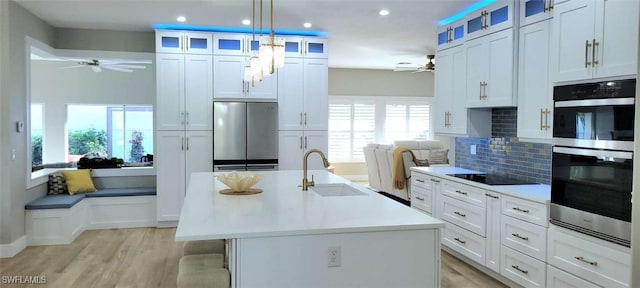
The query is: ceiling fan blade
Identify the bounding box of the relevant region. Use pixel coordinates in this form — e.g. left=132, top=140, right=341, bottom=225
left=106, top=64, right=147, bottom=69
left=60, top=65, right=85, bottom=69
left=101, top=65, right=133, bottom=73
left=393, top=67, right=418, bottom=72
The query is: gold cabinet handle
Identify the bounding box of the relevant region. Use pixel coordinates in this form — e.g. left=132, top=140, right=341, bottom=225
left=511, top=265, right=529, bottom=274
left=544, top=0, right=549, bottom=12
left=304, top=112, right=308, bottom=125
left=416, top=179, right=425, bottom=183
left=485, top=193, right=499, bottom=199
left=181, top=111, right=185, bottom=125
left=299, top=136, right=303, bottom=149
left=455, top=190, right=468, bottom=196
left=479, top=81, right=483, bottom=100
left=592, top=39, right=599, bottom=66
left=181, top=136, right=185, bottom=151
left=512, top=207, right=530, bottom=213
left=512, top=233, right=529, bottom=241
left=549, top=0, right=554, bottom=10
left=545, top=109, right=551, bottom=130
left=585, top=40, right=592, bottom=67
left=431, top=179, right=441, bottom=183
left=304, top=136, right=308, bottom=149
left=540, top=108, right=545, bottom=131
left=416, top=196, right=425, bottom=201
left=186, top=137, right=190, bottom=151
left=482, top=10, right=488, bottom=29
left=454, top=237, right=466, bottom=244
left=454, top=211, right=466, bottom=217
left=483, top=81, right=487, bottom=99
left=575, top=256, right=598, bottom=266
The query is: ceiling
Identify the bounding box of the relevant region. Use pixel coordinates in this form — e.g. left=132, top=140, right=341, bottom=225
left=15, top=0, right=477, bottom=70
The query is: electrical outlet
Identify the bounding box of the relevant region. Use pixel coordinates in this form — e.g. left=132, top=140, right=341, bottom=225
left=328, top=246, right=341, bottom=267
left=470, top=144, right=477, bottom=155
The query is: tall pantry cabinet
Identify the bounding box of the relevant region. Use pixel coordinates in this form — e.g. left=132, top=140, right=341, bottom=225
left=155, top=31, right=213, bottom=225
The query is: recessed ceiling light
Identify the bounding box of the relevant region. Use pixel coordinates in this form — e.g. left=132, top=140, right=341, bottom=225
left=242, top=19, right=251, bottom=25
left=379, top=9, right=389, bottom=16
left=177, top=16, right=186, bottom=22
left=303, top=22, right=312, bottom=28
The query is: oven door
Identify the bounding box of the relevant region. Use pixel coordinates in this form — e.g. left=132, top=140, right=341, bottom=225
left=551, top=146, right=633, bottom=245
left=553, top=98, right=634, bottom=150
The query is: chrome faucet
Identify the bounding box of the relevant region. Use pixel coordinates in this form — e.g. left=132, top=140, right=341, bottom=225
left=302, top=149, right=330, bottom=191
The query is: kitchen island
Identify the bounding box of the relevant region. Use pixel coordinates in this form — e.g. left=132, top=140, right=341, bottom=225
left=176, top=170, right=445, bottom=288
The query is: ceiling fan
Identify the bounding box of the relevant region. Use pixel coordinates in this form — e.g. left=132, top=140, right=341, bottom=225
left=60, top=58, right=151, bottom=73
left=393, top=55, right=435, bottom=73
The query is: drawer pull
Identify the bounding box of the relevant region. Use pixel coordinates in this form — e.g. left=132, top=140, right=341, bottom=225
left=454, top=211, right=466, bottom=217
left=455, top=190, right=468, bottom=195
left=416, top=179, right=425, bottom=183
left=511, top=233, right=529, bottom=241
left=454, top=237, right=466, bottom=244
left=416, top=196, right=425, bottom=201
left=430, top=179, right=440, bottom=183
left=575, top=256, right=598, bottom=266
left=511, top=265, right=529, bottom=274
left=512, top=207, right=530, bottom=213
left=485, top=193, right=499, bottom=199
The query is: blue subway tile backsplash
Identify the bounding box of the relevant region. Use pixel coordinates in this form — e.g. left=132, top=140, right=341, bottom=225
left=455, top=108, right=552, bottom=184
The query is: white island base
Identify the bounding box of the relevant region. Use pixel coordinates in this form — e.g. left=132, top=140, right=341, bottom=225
left=177, top=171, right=444, bottom=288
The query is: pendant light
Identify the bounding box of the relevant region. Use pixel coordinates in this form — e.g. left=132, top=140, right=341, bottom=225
left=259, top=0, right=285, bottom=75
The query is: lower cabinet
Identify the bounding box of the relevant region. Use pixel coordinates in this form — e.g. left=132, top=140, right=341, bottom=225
left=546, top=265, right=600, bottom=288
left=156, top=130, right=212, bottom=223
left=501, top=246, right=546, bottom=288
left=278, top=130, right=327, bottom=170
left=442, top=221, right=486, bottom=264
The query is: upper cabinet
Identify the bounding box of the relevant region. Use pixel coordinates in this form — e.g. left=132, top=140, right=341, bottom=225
left=156, top=31, right=213, bottom=54
left=278, top=58, right=328, bottom=131
left=213, top=33, right=259, bottom=56
left=213, top=55, right=278, bottom=100
left=520, top=0, right=555, bottom=26
left=465, top=1, right=515, bottom=40
left=283, top=37, right=329, bottom=58
left=465, top=28, right=516, bottom=108
left=550, top=0, right=638, bottom=83
left=436, top=19, right=466, bottom=51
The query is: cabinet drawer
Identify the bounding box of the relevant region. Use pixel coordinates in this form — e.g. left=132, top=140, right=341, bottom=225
left=501, top=215, right=547, bottom=261
left=547, top=226, right=630, bottom=288
left=442, top=222, right=486, bottom=265
left=546, top=265, right=600, bottom=288
left=440, top=195, right=486, bottom=237
left=411, top=190, right=432, bottom=214
left=411, top=173, right=432, bottom=189
left=501, top=246, right=546, bottom=288
left=501, top=195, right=547, bottom=226
left=441, top=180, right=486, bottom=207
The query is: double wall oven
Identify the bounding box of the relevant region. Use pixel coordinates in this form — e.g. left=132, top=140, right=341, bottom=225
left=551, top=79, right=635, bottom=247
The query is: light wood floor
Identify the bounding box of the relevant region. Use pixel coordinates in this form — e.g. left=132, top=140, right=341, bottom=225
left=0, top=228, right=506, bottom=288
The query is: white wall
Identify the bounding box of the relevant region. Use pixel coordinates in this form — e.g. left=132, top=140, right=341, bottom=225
left=31, top=55, right=155, bottom=163
left=55, top=28, right=154, bottom=53
left=329, top=68, right=433, bottom=97
left=0, top=0, right=55, bottom=246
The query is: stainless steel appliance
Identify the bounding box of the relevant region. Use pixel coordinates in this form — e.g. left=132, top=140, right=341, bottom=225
left=551, top=79, right=635, bottom=247
left=213, top=102, right=278, bottom=171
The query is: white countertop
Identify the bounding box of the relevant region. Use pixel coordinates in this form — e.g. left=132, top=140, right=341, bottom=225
left=175, top=170, right=445, bottom=241
left=411, top=166, right=551, bottom=203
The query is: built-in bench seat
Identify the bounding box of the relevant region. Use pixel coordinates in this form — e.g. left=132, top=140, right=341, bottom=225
left=25, top=187, right=157, bottom=246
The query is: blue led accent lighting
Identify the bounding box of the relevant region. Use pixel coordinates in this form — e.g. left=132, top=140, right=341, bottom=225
left=467, top=16, right=483, bottom=34
left=190, top=38, right=208, bottom=49
left=250, top=40, right=260, bottom=51
left=153, top=24, right=327, bottom=37
left=218, top=39, right=241, bottom=50
left=162, top=37, right=180, bottom=48
left=490, top=6, right=509, bottom=25
left=453, top=26, right=464, bottom=40
left=308, top=43, right=324, bottom=53
left=525, top=0, right=545, bottom=17
left=437, top=31, right=448, bottom=45
left=285, top=42, right=299, bottom=52
left=437, top=0, right=497, bottom=26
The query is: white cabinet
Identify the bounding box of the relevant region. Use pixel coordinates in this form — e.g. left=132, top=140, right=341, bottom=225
left=156, top=130, right=212, bottom=222
left=502, top=195, right=548, bottom=227
left=278, top=57, right=328, bottom=131
left=156, top=54, right=213, bottom=131
left=465, top=0, right=515, bottom=40
left=410, top=173, right=442, bottom=215
left=547, top=265, right=601, bottom=288
left=156, top=30, right=212, bottom=54
left=520, top=0, right=555, bottom=27
left=434, top=45, right=467, bottom=134
left=485, top=191, right=501, bottom=273
left=283, top=37, right=328, bottom=58
left=436, top=19, right=466, bottom=51
left=213, top=55, right=278, bottom=100
left=278, top=130, right=328, bottom=170
left=213, top=33, right=259, bottom=56
left=550, top=0, right=638, bottom=82
left=501, top=246, right=547, bottom=288
left=517, top=20, right=553, bottom=140
left=465, top=28, right=516, bottom=108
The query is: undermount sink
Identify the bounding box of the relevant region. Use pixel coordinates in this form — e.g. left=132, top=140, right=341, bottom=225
left=310, top=183, right=368, bottom=197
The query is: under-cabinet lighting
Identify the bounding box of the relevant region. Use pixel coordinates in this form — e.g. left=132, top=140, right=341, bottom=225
left=152, top=24, right=327, bottom=37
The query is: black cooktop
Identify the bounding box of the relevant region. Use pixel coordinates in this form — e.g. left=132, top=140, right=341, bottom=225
left=446, top=173, right=535, bottom=185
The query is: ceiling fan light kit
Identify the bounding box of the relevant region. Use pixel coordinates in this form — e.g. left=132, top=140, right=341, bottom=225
left=60, top=58, right=151, bottom=73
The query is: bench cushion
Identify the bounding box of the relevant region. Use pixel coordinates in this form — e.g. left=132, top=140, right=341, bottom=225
left=84, top=187, right=157, bottom=198
left=25, top=194, right=86, bottom=210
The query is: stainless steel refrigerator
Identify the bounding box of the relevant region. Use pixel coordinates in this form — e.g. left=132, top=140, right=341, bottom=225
left=213, top=102, right=278, bottom=171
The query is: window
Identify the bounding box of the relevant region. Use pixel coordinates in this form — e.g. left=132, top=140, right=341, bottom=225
left=329, top=96, right=431, bottom=162
left=31, top=103, right=44, bottom=168
left=67, top=105, right=153, bottom=163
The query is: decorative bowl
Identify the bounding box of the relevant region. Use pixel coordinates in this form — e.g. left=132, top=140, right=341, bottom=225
left=216, top=171, right=262, bottom=192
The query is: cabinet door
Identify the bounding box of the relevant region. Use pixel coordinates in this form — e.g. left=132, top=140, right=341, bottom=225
left=213, top=33, right=249, bottom=56
left=434, top=49, right=453, bottom=133
left=485, top=192, right=501, bottom=273
left=593, top=0, right=639, bottom=79
left=247, top=71, right=278, bottom=100
left=185, top=55, right=213, bottom=130
left=156, top=54, right=185, bottom=130
left=278, top=58, right=304, bottom=130
left=304, top=38, right=329, bottom=58
left=304, top=130, right=329, bottom=170
left=546, top=265, right=601, bottom=288
left=156, top=131, right=186, bottom=222
left=185, top=131, right=213, bottom=187
left=304, top=58, right=329, bottom=131
left=156, top=31, right=185, bottom=54
left=485, top=29, right=514, bottom=107
left=486, top=1, right=514, bottom=33
left=185, top=32, right=213, bottom=54
left=448, top=46, right=468, bottom=134
left=518, top=20, right=552, bottom=140
left=465, top=37, right=488, bottom=107
left=278, top=131, right=303, bottom=170
left=550, top=0, right=595, bottom=82
left=213, top=55, right=246, bottom=99
left=520, top=0, right=553, bottom=27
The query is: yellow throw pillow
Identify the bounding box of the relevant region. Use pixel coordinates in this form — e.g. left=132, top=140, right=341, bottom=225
left=61, top=170, right=96, bottom=195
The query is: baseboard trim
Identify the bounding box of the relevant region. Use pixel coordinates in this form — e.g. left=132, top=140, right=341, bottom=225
left=0, top=235, right=27, bottom=258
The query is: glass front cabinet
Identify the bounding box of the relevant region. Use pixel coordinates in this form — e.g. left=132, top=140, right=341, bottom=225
left=465, top=0, right=514, bottom=40
left=156, top=31, right=213, bottom=54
